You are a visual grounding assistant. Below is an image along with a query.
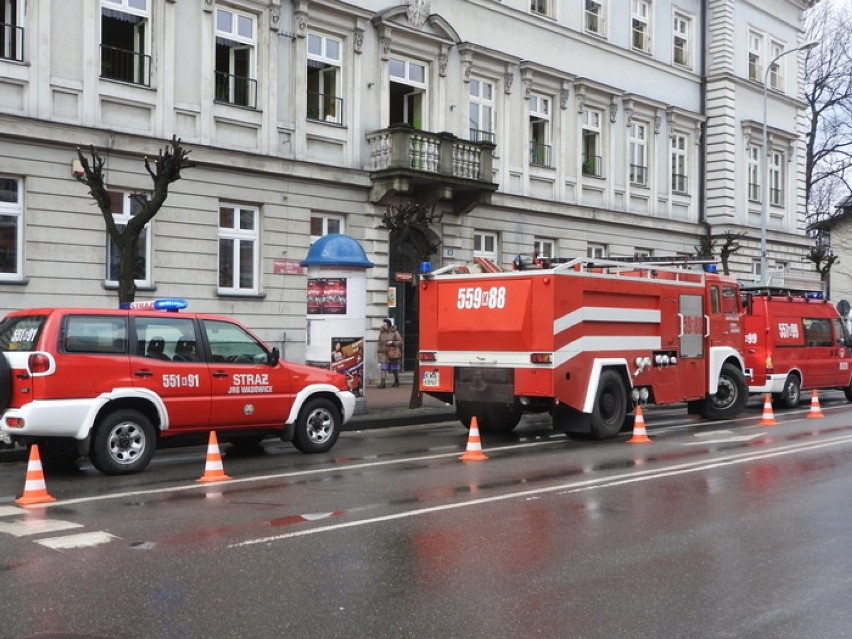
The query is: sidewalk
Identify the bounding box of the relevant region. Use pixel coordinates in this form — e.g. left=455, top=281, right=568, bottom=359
left=347, top=381, right=456, bottom=430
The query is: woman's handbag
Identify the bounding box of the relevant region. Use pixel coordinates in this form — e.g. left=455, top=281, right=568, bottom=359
left=387, top=344, right=401, bottom=360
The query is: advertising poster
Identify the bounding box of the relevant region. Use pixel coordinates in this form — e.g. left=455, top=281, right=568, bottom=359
left=307, top=278, right=348, bottom=315
left=331, top=337, right=364, bottom=396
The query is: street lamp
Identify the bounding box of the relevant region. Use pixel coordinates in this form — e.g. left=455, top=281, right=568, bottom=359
left=759, top=39, right=820, bottom=285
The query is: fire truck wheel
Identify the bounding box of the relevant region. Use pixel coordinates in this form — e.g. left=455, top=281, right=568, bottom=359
left=590, top=370, right=627, bottom=439
left=482, top=404, right=522, bottom=433
left=774, top=374, right=801, bottom=409
left=699, top=363, right=747, bottom=421
left=0, top=354, right=10, bottom=413
left=845, top=382, right=852, bottom=402
left=90, top=410, right=157, bottom=475
left=455, top=401, right=475, bottom=429
left=293, top=398, right=341, bottom=453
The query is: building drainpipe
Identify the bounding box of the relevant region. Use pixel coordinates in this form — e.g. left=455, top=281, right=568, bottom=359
left=698, top=0, right=708, bottom=231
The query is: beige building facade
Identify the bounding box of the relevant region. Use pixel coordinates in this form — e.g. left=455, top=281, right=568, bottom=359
left=0, top=0, right=818, bottom=367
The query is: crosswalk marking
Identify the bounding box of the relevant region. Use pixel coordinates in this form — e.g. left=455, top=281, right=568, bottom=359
left=36, top=531, right=118, bottom=550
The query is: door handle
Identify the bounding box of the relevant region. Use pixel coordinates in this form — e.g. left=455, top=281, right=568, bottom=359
left=212, top=371, right=229, bottom=378
left=134, top=370, right=153, bottom=378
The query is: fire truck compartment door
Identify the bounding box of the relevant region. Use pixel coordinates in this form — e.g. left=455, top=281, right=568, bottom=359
left=679, top=294, right=704, bottom=359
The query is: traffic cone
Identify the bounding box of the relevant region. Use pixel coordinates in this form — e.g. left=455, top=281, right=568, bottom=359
left=15, top=444, right=56, bottom=505
left=806, top=390, right=825, bottom=419
left=459, top=417, right=488, bottom=462
left=197, top=431, right=232, bottom=483
left=759, top=394, right=778, bottom=426
left=626, top=405, right=652, bottom=444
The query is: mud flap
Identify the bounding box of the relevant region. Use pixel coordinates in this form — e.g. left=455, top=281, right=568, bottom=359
left=552, top=402, right=591, bottom=434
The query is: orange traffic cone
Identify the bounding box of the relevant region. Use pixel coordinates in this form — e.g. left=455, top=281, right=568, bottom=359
left=806, top=390, right=824, bottom=419
left=459, top=416, right=488, bottom=462
left=197, top=431, right=232, bottom=483
left=759, top=394, right=778, bottom=426
left=15, top=444, right=56, bottom=505
left=626, top=405, right=652, bottom=444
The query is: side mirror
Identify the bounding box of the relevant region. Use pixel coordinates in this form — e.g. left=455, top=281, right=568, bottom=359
left=268, top=347, right=280, bottom=366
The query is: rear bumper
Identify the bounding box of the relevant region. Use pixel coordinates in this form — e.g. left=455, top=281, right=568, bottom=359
left=748, top=374, right=787, bottom=395
left=1, top=400, right=95, bottom=440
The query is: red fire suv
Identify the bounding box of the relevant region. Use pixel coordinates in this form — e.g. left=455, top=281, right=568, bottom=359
left=742, top=288, right=852, bottom=407
left=0, top=301, right=356, bottom=475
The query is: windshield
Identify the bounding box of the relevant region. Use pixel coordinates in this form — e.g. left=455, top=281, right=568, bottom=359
left=0, top=315, right=47, bottom=352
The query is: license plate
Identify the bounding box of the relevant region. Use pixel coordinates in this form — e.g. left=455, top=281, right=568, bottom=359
left=421, top=370, right=440, bottom=388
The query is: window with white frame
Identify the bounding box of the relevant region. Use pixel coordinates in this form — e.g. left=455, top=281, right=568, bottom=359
left=534, top=238, right=555, bottom=259
left=634, top=248, right=652, bottom=260
left=632, top=0, right=651, bottom=53
left=769, top=150, right=784, bottom=206
left=469, top=78, right=495, bottom=144
left=670, top=133, right=688, bottom=194
left=389, top=57, right=427, bottom=129
left=587, top=243, right=607, bottom=259
left=474, top=231, right=498, bottom=261
left=1, top=0, right=25, bottom=62
left=310, top=213, right=344, bottom=244
left=582, top=109, right=602, bottom=176
left=673, top=13, right=691, bottom=68
left=629, top=122, right=648, bottom=186
left=747, top=145, right=760, bottom=202
left=768, top=40, right=784, bottom=90
left=0, top=176, right=23, bottom=279
left=105, top=191, right=152, bottom=287
left=529, top=93, right=552, bottom=167
left=585, top=0, right=606, bottom=36
left=307, top=32, right=342, bottom=125
left=218, top=203, right=259, bottom=294
left=100, top=0, right=150, bottom=86
left=215, top=8, right=256, bottom=108
left=748, top=31, right=763, bottom=82
left=530, top=0, right=554, bottom=18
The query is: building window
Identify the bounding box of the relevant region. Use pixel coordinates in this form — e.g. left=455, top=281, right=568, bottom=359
left=768, top=40, right=783, bottom=90
left=389, top=57, right=427, bottom=129
left=218, top=203, right=259, bottom=294
left=635, top=248, right=652, bottom=260
left=629, top=122, right=648, bottom=186
left=530, top=0, right=554, bottom=18
left=671, top=133, right=688, bottom=194
left=307, top=32, right=342, bottom=125
left=469, top=78, right=495, bottom=144
left=215, top=8, right=256, bottom=108
left=769, top=151, right=784, bottom=206
left=582, top=109, right=603, bottom=176
left=529, top=94, right=552, bottom=167
left=673, top=13, right=691, bottom=68
left=105, top=191, right=152, bottom=288
left=747, top=145, right=760, bottom=202
left=474, top=231, right=498, bottom=261
left=0, top=176, right=23, bottom=279
left=534, top=238, right=555, bottom=260
left=0, top=0, right=24, bottom=62
left=631, top=0, right=650, bottom=53
left=100, top=0, right=150, bottom=86
left=588, top=243, right=607, bottom=259
left=748, top=31, right=763, bottom=82
left=585, top=0, right=606, bottom=36
left=310, top=214, right=344, bottom=244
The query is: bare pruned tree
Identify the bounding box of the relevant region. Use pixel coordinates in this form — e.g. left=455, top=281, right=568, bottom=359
left=804, top=1, right=852, bottom=229
left=75, top=136, right=195, bottom=306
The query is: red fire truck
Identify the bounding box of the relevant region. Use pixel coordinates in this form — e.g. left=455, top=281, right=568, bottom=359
left=418, top=257, right=748, bottom=437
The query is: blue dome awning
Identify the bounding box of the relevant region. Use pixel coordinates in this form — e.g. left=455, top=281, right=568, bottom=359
left=300, top=234, right=375, bottom=268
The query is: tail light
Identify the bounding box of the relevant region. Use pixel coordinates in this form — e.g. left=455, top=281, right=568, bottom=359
left=419, top=352, right=437, bottom=362
left=28, top=352, right=51, bottom=374
left=530, top=353, right=552, bottom=364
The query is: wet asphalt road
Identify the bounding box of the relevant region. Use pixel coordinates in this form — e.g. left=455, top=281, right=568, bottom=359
left=2, top=395, right=852, bottom=638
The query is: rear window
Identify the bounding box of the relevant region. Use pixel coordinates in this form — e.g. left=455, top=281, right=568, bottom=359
left=0, top=315, right=46, bottom=352
left=64, top=315, right=127, bottom=354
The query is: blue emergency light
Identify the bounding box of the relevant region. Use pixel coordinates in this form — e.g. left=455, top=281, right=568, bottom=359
left=420, top=261, right=432, bottom=274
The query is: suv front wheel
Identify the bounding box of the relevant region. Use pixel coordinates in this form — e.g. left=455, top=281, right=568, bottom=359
left=292, top=398, right=341, bottom=453
left=90, top=409, right=156, bottom=475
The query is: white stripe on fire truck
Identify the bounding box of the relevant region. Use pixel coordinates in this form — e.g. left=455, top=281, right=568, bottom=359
left=553, top=307, right=661, bottom=334
left=553, top=335, right=662, bottom=367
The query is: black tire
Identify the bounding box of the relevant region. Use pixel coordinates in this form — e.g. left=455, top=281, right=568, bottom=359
left=0, top=354, right=11, bottom=413
left=774, top=374, right=801, bottom=409
left=39, top=437, right=82, bottom=467
left=481, top=403, right=522, bottom=434
left=90, top=409, right=156, bottom=475
left=699, top=363, right=748, bottom=421
left=590, top=370, right=627, bottom=439
left=844, top=379, right=852, bottom=402
left=292, top=398, right=341, bottom=453
left=455, top=400, right=475, bottom=429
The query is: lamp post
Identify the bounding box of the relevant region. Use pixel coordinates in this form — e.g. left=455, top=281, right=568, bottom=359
left=759, top=39, right=819, bottom=285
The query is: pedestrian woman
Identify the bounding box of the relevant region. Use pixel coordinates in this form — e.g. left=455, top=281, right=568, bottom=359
left=377, top=318, right=403, bottom=388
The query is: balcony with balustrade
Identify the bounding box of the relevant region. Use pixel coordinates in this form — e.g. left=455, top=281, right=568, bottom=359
left=366, top=125, right=497, bottom=214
